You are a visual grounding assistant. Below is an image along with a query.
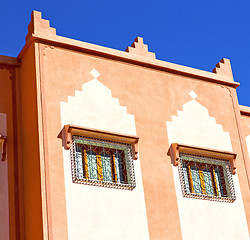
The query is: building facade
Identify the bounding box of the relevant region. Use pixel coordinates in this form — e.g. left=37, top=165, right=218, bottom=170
left=0, top=11, right=250, bottom=240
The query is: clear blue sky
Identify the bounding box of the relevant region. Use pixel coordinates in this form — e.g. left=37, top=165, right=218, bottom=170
left=1, top=0, right=249, bottom=106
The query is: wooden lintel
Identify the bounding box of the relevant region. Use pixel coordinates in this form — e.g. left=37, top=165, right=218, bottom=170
left=167, top=143, right=237, bottom=174
left=58, top=125, right=139, bottom=160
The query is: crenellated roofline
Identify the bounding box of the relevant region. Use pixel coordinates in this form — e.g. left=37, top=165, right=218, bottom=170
left=17, top=11, right=239, bottom=88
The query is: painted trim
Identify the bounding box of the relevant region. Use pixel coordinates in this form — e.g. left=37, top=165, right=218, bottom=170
left=58, top=125, right=139, bottom=160
left=167, top=143, right=237, bottom=174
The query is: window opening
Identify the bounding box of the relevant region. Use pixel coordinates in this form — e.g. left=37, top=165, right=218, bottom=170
left=179, top=153, right=236, bottom=202
left=71, top=135, right=136, bottom=190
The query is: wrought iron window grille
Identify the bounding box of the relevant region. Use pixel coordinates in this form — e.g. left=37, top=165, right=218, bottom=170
left=70, top=135, right=136, bottom=190
left=178, top=153, right=236, bottom=202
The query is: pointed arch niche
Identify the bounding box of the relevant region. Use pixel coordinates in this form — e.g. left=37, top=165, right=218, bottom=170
left=166, top=91, right=232, bottom=152
left=166, top=91, right=249, bottom=240
left=60, top=69, right=136, bottom=136
left=59, top=69, right=150, bottom=240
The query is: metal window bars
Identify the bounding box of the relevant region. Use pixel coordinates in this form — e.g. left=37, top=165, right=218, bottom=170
left=71, top=135, right=136, bottom=190
left=179, top=153, right=236, bottom=202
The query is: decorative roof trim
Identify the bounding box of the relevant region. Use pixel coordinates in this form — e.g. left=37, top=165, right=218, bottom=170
left=18, top=33, right=240, bottom=88
left=125, top=37, right=156, bottom=59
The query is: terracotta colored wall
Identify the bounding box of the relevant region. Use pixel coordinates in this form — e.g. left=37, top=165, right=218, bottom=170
left=0, top=113, right=9, bottom=240
left=35, top=43, right=250, bottom=239
left=0, top=67, right=14, bottom=240
left=241, top=114, right=250, bottom=138
left=18, top=43, right=43, bottom=240
left=36, top=44, right=181, bottom=240
left=1, top=10, right=249, bottom=239
left=241, top=113, right=250, bottom=163
left=60, top=76, right=150, bottom=240
left=166, top=96, right=249, bottom=239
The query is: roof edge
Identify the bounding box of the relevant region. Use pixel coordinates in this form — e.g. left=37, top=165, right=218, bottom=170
left=18, top=33, right=240, bottom=88
left=240, top=105, right=250, bottom=116
left=0, top=55, right=21, bottom=67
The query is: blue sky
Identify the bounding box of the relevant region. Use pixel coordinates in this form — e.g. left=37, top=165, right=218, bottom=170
left=0, top=0, right=249, bottom=106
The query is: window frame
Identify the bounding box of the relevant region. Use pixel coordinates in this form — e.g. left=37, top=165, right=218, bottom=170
left=71, top=135, right=136, bottom=189
left=178, top=153, right=236, bottom=202
left=168, top=143, right=236, bottom=202
left=58, top=125, right=139, bottom=190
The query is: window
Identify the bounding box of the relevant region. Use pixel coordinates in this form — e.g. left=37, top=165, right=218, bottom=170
left=71, top=135, right=136, bottom=190
left=168, top=143, right=236, bottom=202
left=179, top=153, right=236, bottom=202
left=58, top=125, right=139, bottom=189
left=0, top=135, right=7, bottom=161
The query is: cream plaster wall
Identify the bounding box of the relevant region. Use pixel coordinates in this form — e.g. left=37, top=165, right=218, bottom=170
left=246, top=134, right=250, bottom=159
left=0, top=113, right=9, bottom=240
left=60, top=70, right=149, bottom=240
left=166, top=92, right=249, bottom=240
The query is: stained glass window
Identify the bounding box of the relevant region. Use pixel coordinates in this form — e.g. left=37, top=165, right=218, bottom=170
left=179, top=153, right=236, bottom=202
left=71, top=135, right=136, bottom=190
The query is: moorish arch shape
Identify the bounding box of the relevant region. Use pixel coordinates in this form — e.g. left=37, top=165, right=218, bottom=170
left=60, top=69, right=136, bottom=135
left=166, top=91, right=232, bottom=152
left=166, top=91, right=249, bottom=240
left=60, top=69, right=150, bottom=240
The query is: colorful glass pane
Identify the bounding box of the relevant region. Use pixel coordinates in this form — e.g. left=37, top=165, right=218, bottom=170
left=179, top=153, right=236, bottom=202
left=71, top=136, right=135, bottom=189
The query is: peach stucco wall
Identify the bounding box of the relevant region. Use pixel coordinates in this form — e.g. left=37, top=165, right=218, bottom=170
left=0, top=11, right=249, bottom=239
left=241, top=114, right=250, bottom=159
left=0, top=66, right=17, bottom=240
left=246, top=135, right=250, bottom=159
left=60, top=75, right=150, bottom=240
left=18, top=43, right=44, bottom=240
left=0, top=113, right=9, bottom=240
left=167, top=95, right=249, bottom=240
left=34, top=41, right=250, bottom=239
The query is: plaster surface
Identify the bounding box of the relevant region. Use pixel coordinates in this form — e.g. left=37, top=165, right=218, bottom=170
left=0, top=113, right=9, bottom=240
left=246, top=134, right=250, bottom=159
left=166, top=92, right=249, bottom=240
left=60, top=70, right=149, bottom=240
left=40, top=44, right=249, bottom=239
left=22, top=13, right=238, bottom=88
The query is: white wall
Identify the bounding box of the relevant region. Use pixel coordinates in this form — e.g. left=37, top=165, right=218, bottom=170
left=246, top=134, right=250, bottom=159
left=0, top=113, right=9, bottom=240
left=166, top=92, right=249, bottom=240
left=60, top=70, right=149, bottom=240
